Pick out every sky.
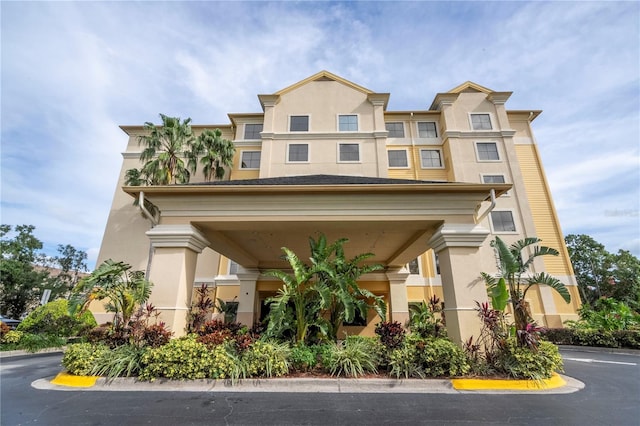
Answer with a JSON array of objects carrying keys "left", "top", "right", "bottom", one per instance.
[{"left": 1, "top": 1, "right": 639, "bottom": 269}]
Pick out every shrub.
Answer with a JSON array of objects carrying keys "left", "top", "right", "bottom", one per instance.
[
  {"left": 613, "top": 330, "right": 640, "bottom": 349},
  {"left": 416, "top": 337, "right": 470, "bottom": 377},
  {"left": 18, "top": 299, "right": 96, "bottom": 337},
  {"left": 375, "top": 321, "right": 405, "bottom": 350},
  {"left": 139, "top": 335, "right": 235, "bottom": 381},
  {"left": 289, "top": 343, "right": 319, "bottom": 372},
  {"left": 1, "top": 330, "right": 23, "bottom": 345},
  {"left": 0, "top": 322, "right": 10, "bottom": 339},
  {"left": 62, "top": 343, "right": 110, "bottom": 375},
  {"left": 495, "top": 340, "right": 563, "bottom": 380},
  {"left": 140, "top": 324, "right": 172, "bottom": 348},
  {"left": 325, "top": 338, "right": 378, "bottom": 378},
  {"left": 388, "top": 344, "right": 423, "bottom": 379},
  {"left": 90, "top": 344, "right": 148, "bottom": 378},
  {"left": 244, "top": 340, "right": 290, "bottom": 378}
]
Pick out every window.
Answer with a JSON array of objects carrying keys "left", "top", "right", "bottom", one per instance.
[
  {"left": 491, "top": 211, "right": 516, "bottom": 232},
  {"left": 388, "top": 150, "right": 408, "bottom": 167},
  {"left": 288, "top": 144, "right": 308, "bottom": 162},
  {"left": 290, "top": 115, "right": 309, "bottom": 132},
  {"left": 339, "top": 143, "right": 360, "bottom": 162},
  {"left": 476, "top": 142, "right": 500, "bottom": 161},
  {"left": 244, "top": 124, "right": 263, "bottom": 140},
  {"left": 420, "top": 149, "right": 443, "bottom": 168},
  {"left": 408, "top": 258, "right": 420, "bottom": 275},
  {"left": 338, "top": 115, "right": 358, "bottom": 131},
  {"left": 434, "top": 253, "right": 440, "bottom": 275},
  {"left": 240, "top": 151, "right": 261, "bottom": 169},
  {"left": 386, "top": 122, "right": 405, "bottom": 138},
  {"left": 229, "top": 260, "right": 239, "bottom": 274},
  {"left": 417, "top": 122, "right": 437, "bottom": 138},
  {"left": 482, "top": 175, "right": 506, "bottom": 184},
  {"left": 471, "top": 114, "right": 492, "bottom": 130}
]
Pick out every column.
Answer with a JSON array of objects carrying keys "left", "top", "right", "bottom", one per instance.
[
  {"left": 428, "top": 223, "right": 490, "bottom": 346},
  {"left": 236, "top": 266, "right": 261, "bottom": 326},
  {"left": 386, "top": 267, "right": 411, "bottom": 326},
  {"left": 146, "top": 224, "right": 210, "bottom": 337}
]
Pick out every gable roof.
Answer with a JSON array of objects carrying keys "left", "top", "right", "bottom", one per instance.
[
  {"left": 273, "top": 70, "right": 375, "bottom": 96},
  {"left": 447, "top": 81, "right": 494, "bottom": 94}
]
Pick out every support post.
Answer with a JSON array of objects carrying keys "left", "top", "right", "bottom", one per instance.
[{"left": 386, "top": 267, "right": 411, "bottom": 326}]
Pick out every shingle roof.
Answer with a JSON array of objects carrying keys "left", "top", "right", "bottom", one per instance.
[{"left": 189, "top": 175, "right": 446, "bottom": 186}]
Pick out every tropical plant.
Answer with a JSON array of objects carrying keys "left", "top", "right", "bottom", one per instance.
[
  {"left": 186, "top": 283, "right": 214, "bottom": 333},
  {"left": 309, "top": 234, "right": 386, "bottom": 342},
  {"left": 126, "top": 114, "right": 198, "bottom": 185},
  {"left": 193, "top": 128, "right": 236, "bottom": 181},
  {"left": 375, "top": 321, "right": 405, "bottom": 350},
  {"left": 215, "top": 297, "right": 238, "bottom": 324},
  {"left": 90, "top": 344, "right": 148, "bottom": 378},
  {"left": 481, "top": 237, "right": 571, "bottom": 343},
  {"left": 408, "top": 296, "right": 446, "bottom": 338},
  {"left": 62, "top": 343, "right": 110, "bottom": 375},
  {"left": 325, "top": 338, "right": 378, "bottom": 378},
  {"left": 69, "top": 259, "right": 152, "bottom": 331},
  {"left": 264, "top": 247, "right": 326, "bottom": 344}
]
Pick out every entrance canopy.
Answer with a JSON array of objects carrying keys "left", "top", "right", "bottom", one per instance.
[{"left": 124, "top": 175, "right": 509, "bottom": 270}]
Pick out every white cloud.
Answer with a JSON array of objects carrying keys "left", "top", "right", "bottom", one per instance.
[{"left": 1, "top": 1, "right": 638, "bottom": 268}]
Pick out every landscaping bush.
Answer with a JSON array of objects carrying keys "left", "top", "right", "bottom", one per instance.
[
  {"left": 289, "top": 343, "right": 320, "bottom": 372},
  {"left": 139, "top": 335, "right": 234, "bottom": 381},
  {"left": 542, "top": 328, "right": 640, "bottom": 349},
  {"left": 325, "top": 338, "right": 378, "bottom": 377},
  {"left": 416, "top": 337, "right": 470, "bottom": 377},
  {"left": 388, "top": 343, "right": 423, "bottom": 379},
  {"left": 62, "top": 343, "right": 110, "bottom": 375},
  {"left": 375, "top": 321, "right": 405, "bottom": 351},
  {"left": 1, "top": 330, "right": 23, "bottom": 345},
  {"left": 495, "top": 340, "right": 563, "bottom": 380},
  {"left": 90, "top": 344, "right": 149, "bottom": 378},
  {"left": 18, "top": 299, "right": 96, "bottom": 337},
  {"left": 244, "top": 340, "right": 290, "bottom": 378}
]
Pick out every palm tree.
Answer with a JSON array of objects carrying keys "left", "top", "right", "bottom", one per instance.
[
  {"left": 481, "top": 237, "right": 571, "bottom": 335},
  {"left": 135, "top": 114, "right": 197, "bottom": 185},
  {"left": 193, "top": 129, "right": 236, "bottom": 181},
  {"left": 69, "top": 259, "right": 152, "bottom": 331}
]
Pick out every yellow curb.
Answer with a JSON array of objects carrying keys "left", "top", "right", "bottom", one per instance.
[
  {"left": 50, "top": 372, "right": 99, "bottom": 388},
  {"left": 451, "top": 372, "right": 566, "bottom": 390}
]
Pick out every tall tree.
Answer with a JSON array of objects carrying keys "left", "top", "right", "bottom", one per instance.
[
  {"left": 193, "top": 128, "right": 236, "bottom": 181},
  {"left": 0, "top": 225, "right": 50, "bottom": 317},
  {"left": 566, "top": 234, "right": 640, "bottom": 309},
  {"left": 126, "top": 114, "right": 198, "bottom": 185},
  {"left": 49, "top": 244, "right": 88, "bottom": 300}
]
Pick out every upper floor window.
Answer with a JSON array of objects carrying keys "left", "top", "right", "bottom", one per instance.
[
  {"left": 417, "top": 122, "right": 437, "bottom": 138},
  {"left": 388, "top": 149, "right": 408, "bottom": 168},
  {"left": 229, "top": 260, "right": 239, "bottom": 274},
  {"left": 240, "top": 151, "right": 261, "bottom": 169},
  {"left": 482, "top": 175, "right": 505, "bottom": 184},
  {"left": 490, "top": 211, "right": 517, "bottom": 233},
  {"left": 386, "top": 122, "right": 405, "bottom": 138},
  {"left": 338, "top": 115, "right": 358, "bottom": 132},
  {"left": 244, "top": 124, "right": 263, "bottom": 140},
  {"left": 339, "top": 143, "right": 360, "bottom": 162},
  {"left": 471, "top": 113, "right": 492, "bottom": 130},
  {"left": 420, "top": 149, "right": 443, "bottom": 168},
  {"left": 476, "top": 142, "right": 500, "bottom": 161},
  {"left": 288, "top": 144, "right": 309, "bottom": 162},
  {"left": 290, "top": 115, "right": 309, "bottom": 132}
]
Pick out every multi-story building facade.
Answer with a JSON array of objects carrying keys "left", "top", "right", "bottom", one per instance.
[{"left": 96, "top": 71, "right": 580, "bottom": 344}]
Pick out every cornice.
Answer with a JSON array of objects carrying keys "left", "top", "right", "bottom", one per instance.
[
  {"left": 146, "top": 224, "right": 210, "bottom": 253},
  {"left": 427, "top": 224, "right": 490, "bottom": 253}
]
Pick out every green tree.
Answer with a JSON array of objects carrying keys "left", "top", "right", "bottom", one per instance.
[
  {"left": 309, "top": 234, "right": 386, "bottom": 342},
  {"left": 48, "top": 244, "right": 88, "bottom": 300},
  {"left": 0, "top": 225, "right": 50, "bottom": 317},
  {"left": 126, "top": 114, "right": 198, "bottom": 185},
  {"left": 481, "top": 237, "right": 571, "bottom": 342},
  {"left": 69, "top": 259, "right": 152, "bottom": 331},
  {"left": 565, "top": 234, "right": 640, "bottom": 309},
  {"left": 193, "top": 128, "right": 236, "bottom": 181}
]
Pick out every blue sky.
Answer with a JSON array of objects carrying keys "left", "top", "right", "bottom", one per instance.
[{"left": 1, "top": 1, "right": 639, "bottom": 268}]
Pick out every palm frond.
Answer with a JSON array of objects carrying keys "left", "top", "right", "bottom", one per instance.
[{"left": 523, "top": 272, "right": 571, "bottom": 303}]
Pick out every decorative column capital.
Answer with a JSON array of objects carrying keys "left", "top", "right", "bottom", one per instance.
[
  {"left": 146, "top": 224, "right": 210, "bottom": 253},
  {"left": 428, "top": 223, "right": 489, "bottom": 253},
  {"left": 386, "top": 266, "right": 410, "bottom": 284}
]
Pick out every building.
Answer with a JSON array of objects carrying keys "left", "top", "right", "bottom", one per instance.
[{"left": 95, "top": 71, "right": 581, "bottom": 344}]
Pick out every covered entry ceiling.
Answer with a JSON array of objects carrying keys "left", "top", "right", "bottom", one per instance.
[{"left": 125, "top": 175, "right": 509, "bottom": 271}]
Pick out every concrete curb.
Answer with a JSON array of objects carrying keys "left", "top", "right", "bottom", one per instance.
[
  {"left": 33, "top": 371, "right": 584, "bottom": 394},
  {"left": 0, "top": 348, "right": 64, "bottom": 359}
]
